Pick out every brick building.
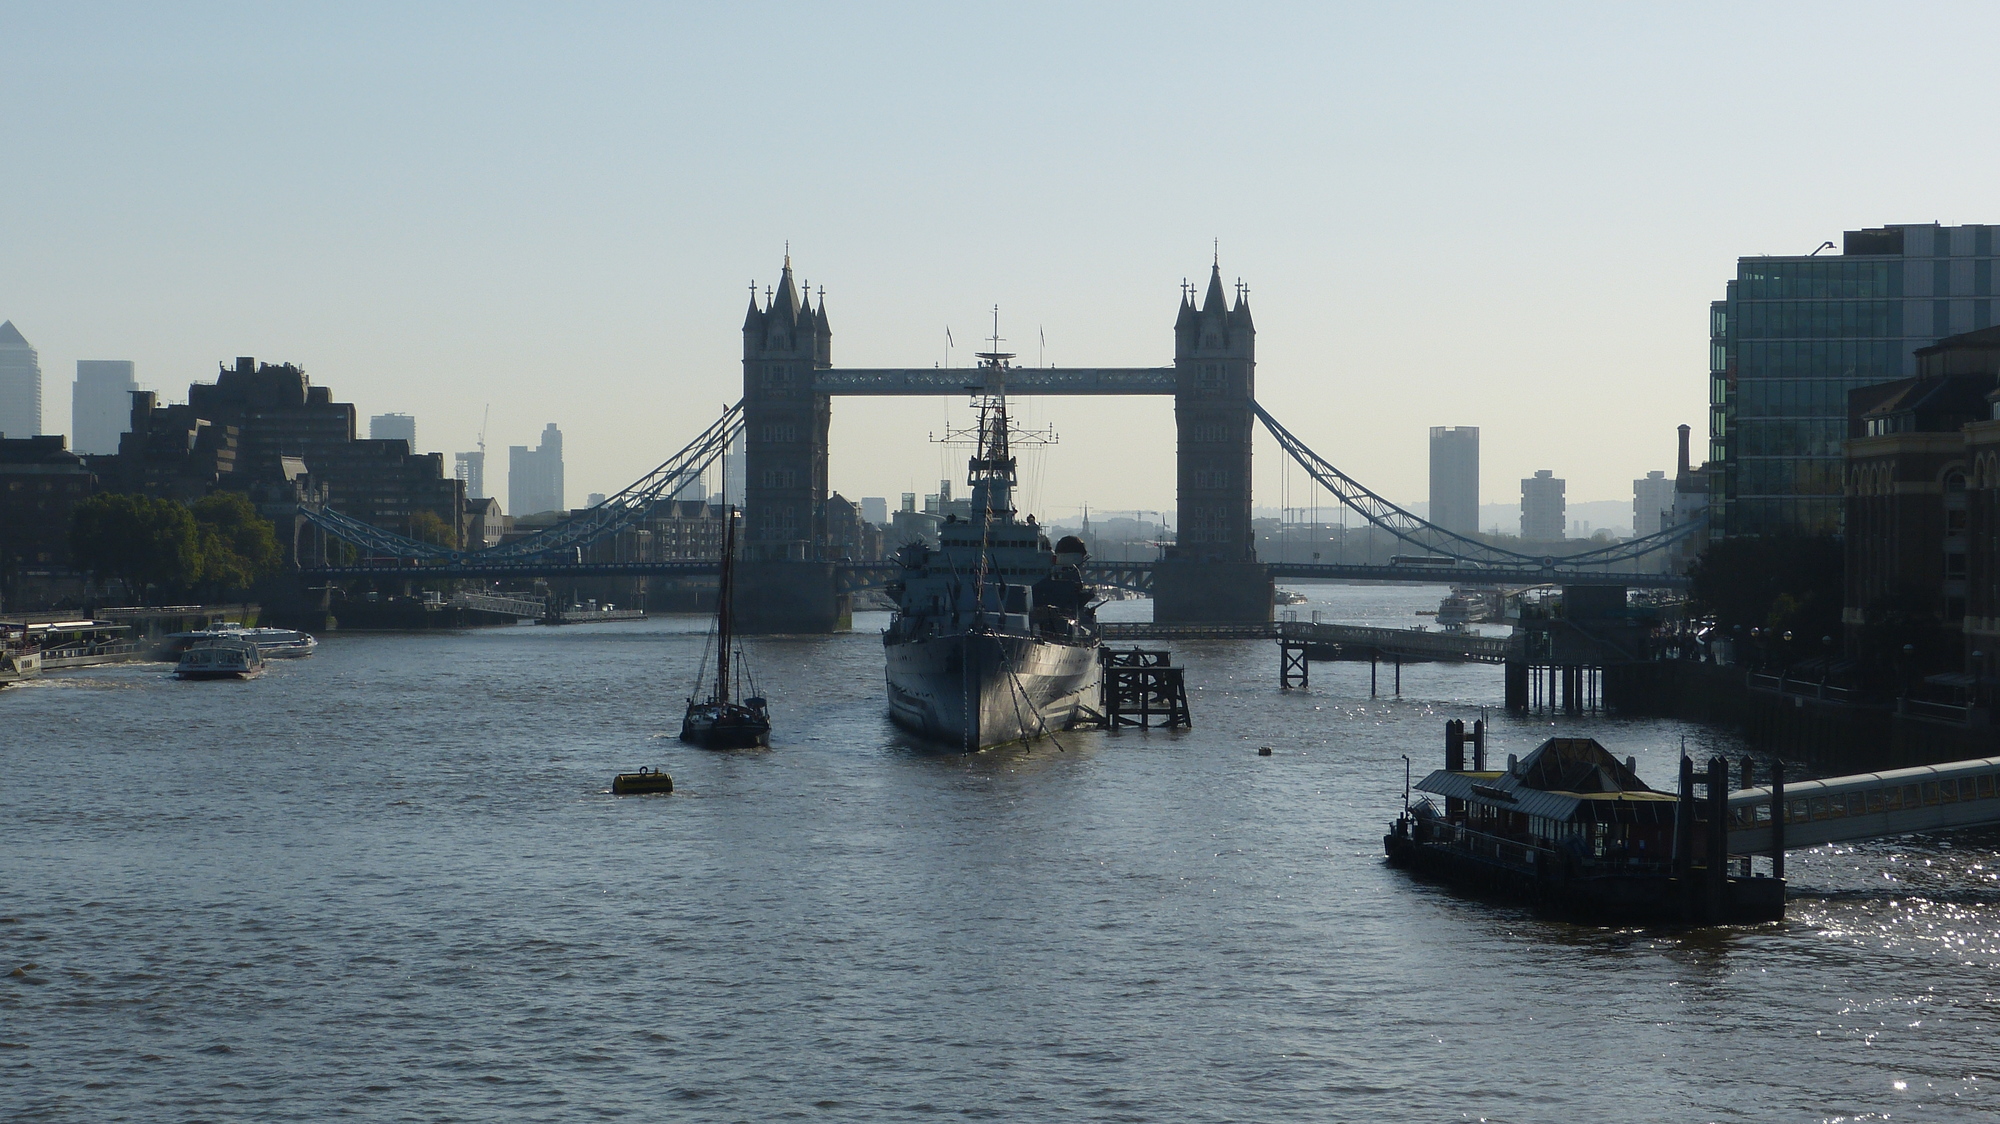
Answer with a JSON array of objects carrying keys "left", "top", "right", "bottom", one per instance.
[{"left": 1843, "top": 327, "right": 2000, "bottom": 673}]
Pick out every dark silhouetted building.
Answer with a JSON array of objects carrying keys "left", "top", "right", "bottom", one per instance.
[
  {"left": 1842, "top": 326, "right": 2000, "bottom": 673},
  {"left": 0, "top": 435, "right": 94, "bottom": 569}
]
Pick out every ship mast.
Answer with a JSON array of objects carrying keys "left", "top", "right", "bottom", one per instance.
[
  {"left": 713, "top": 504, "right": 735, "bottom": 704},
  {"left": 969, "top": 306, "right": 1017, "bottom": 527}
]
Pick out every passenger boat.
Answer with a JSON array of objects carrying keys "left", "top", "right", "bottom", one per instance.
[
  {"left": 27, "top": 620, "right": 145, "bottom": 668},
  {"left": 0, "top": 626, "right": 42, "bottom": 686},
  {"left": 882, "top": 332, "right": 1100, "bottom": 750},
  {"left": 1385, "top": 723, "right": 1785, "bottom": 923},
  {"left": 231, "top": 627, "right": 317, "bottom": 658},
  {"left": 164, "top": 625, "right": 316, "bottom": 659},
  {"left": 680, "top": 504, "right": 771, "bottom": 749},
  {"left": 175, "top": 637, "right": 266, "bottom": 680}
]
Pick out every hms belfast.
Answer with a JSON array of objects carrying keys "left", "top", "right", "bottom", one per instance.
[{"left": 883, "top": 343, "right": 1101, "bottom": 750}]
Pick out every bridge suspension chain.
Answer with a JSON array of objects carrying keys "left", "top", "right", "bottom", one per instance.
[
  {"left": 1251, "top": 402, "right": 1702, "bottom": 571},
  {"left": 299, "top": 400, "right": 745, "bottom": 564}
]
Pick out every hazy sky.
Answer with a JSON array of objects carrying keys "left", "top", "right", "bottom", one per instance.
[{"left": 6, "top": 2, "right": 2000, "bottom": 522}]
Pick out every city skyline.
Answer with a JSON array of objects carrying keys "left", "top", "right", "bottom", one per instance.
[{"left": 7, "top": 4, "right": 2000, "bottom": 514}]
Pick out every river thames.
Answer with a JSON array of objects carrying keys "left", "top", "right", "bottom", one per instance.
[{"left": 5, "top": 585, "right": 1998, "bottom": 1121}]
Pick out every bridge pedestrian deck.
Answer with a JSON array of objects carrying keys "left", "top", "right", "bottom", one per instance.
[{"left": 1728, "top": 755, "right": 2000, "bottom": 853}]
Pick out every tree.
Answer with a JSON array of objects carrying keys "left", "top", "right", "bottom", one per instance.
[
  {"left": 407, "top": 510, "right": 460, "bottom": 549},
  {"left": 69, "top": 494, "right": 200, "bottom": 603},
  {"left": 190, "top": 492, "right": 283, "bottom": 594},
  {"left": 1687, "top": 534, "right": 1844, "bottom": 656}
]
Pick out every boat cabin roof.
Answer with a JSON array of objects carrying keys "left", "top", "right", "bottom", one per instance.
[{"left": 1415, "top": 737, "right": 1677, "bottom": 824}]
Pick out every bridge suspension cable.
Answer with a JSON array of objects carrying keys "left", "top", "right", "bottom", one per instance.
[
  {"left": 299, "top": 400, "right": 744, "bottom": 563},
  {"left": 1252, "top": 402, "right": 1701, "bottom": 572}
]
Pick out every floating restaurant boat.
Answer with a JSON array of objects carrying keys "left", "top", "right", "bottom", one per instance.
[
  {"left": 1385, "top": 723, "right": 1785, "bottom": 924},
  {"left": 175, "top": 637, "right": 266, "bottom": 680}
]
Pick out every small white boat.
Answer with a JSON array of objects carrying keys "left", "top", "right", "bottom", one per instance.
[
  {"left": 176, "top": 637, "right": 265, "bottom": 680},
  {"left": 230, "top": 627, "right": 318, "bottom": 658}
]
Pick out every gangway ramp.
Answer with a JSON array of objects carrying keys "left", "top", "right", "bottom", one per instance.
[{"left": 1727, "top": 755, "right": 2000, "bottom": 853}]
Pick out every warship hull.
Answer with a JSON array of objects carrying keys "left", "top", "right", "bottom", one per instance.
[{"left": 885, "top": 631, "right": 1100, "bottom": 750}]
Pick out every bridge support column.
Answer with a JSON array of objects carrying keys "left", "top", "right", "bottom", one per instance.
[
  {"left": 735, "top": 562, "right": 850, "bottom": 635},
  {"left": 1152, "top": 560, "right": 1271, "bottom": 625}
]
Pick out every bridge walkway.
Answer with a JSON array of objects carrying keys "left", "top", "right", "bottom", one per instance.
[{"left": 1727, "top": 755, "right": 2000, "bottom": 853}]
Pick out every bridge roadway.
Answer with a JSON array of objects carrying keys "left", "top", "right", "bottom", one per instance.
[
  {"left": 812, "top": 368, "right": 1177, "bottom": 396},
  {"left": 1101, "top": 619, "right": 1514, "bottom": 663},
  {"left": 1268, "top": 562, "right": 1686, "bottom": 590},
  {"left": 300, "top": 558, "right": 1678, "bottom": 592},
  {"left": 1726, "top": 755, "right": 2000, "bottom": 854}
]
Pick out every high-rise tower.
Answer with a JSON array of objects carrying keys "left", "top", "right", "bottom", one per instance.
[
  {"left": 72, "top": 360, "right": 139, "bottom": 455},
  {"left": 0, "top": 321, "right": 42, "bottom": 438},
  {"left": 1428, "top": 426, "right": 1480, "bottom": 536}
]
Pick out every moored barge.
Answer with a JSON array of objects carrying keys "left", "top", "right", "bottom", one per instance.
[{"left": 1385, "top": 723, "right": 1785, "bottom": 924}]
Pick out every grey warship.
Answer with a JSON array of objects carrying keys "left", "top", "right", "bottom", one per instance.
[{"left": 882, "top": 341, "right": 1101, "bottom": 750}]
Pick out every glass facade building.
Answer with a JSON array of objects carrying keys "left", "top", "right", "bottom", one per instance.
[{"left": 1712, "top": 223, "right": 2000, "bottom": 538}]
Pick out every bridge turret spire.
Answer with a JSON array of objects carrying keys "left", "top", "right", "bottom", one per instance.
[{"left": 1201, "top": 261, "right": 1229, "bottom": 314}]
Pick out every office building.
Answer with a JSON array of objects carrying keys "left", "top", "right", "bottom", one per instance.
[
  {"left": 509, "top": 423, "right": 564, "bottom": 517},
  {"left": 454, "top": 450, "right": 485, "bottom": 500},
  {"left": 1521, "top": 470, "right": 1565, "bottom": 541},
  {"left": 860, "top": 496, "right": 888, "bottom": 527},
  {"left": 587, "top": 492, "right": 607, "bottom": 507},
  {"left": 1427, "top": 426, "right": 1479, "bottom": 536},
  {"left": 1712, "top": 222, "right": 2000, "bottom": 538},
  {"left": 0, "top": 436, "right": 95, "bottom": 568},
  {"left": 0, "top": 321, "right": 42, "bottom": 437},
  {"left": 71, "top": 361, "right": 139, "bottom": 455},
  {"left": 1633, "top": 471, "right": 1675, "bottom": 538},
  {"left": 370, "top": 413, "right": 416, "bottom": 448}
]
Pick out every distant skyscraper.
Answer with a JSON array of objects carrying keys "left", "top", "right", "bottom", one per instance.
[
  {"left": 1521, "top": 470, "right": 1566, "bottom": 541},
  {"left": 1428, "top": 426, "right": 1479, "bottom": 536},
  {"left": 722, "top": 429, "right": 745, "bottom": 507},
  {"left": 0, "top": 321, "right": 42, "bottom": 437},
  {"left": 370, "top": 413, "right": 416, "bottom": 448},
  {"left": 454, "top": 450, "right": 485, "bottom": 500},
  {"left": 508, "top": 423, "right": 565, "bottom": 515},
  {"left": 1633, "top": 470, "right": 1675, "bottom": 538},
  {"left": 586, "top": 492, "right": 607, "bottom": 507},
  {"left": 861, "top": 496, "right": 888, "bottom": 526},
  {"left": 72, "top": 360, "right": 138, "bottom": 455}
]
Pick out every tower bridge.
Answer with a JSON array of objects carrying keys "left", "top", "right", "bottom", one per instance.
[
  {"left": 737, "top": 253, "right": 1262, "bottom": 632},
  {"left": 295, "top": 254, "right": 1697, "bottom": 629}
]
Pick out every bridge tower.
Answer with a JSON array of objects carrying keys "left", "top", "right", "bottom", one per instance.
[
  {"left": 1156, "top": 260, "right": 1271, "bottom": 622},
  {"left": 738, "top": 254, "right": 848, "bottom": 632}
]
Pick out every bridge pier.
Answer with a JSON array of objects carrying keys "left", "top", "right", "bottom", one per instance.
[
  {"left": 734, "top": 561, "right": 850, "bottom": 635},
  {"left": 1152, "top": 561, "right": 1272, "bottom": 625}
]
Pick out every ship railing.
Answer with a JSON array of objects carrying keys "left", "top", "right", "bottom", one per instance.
[{"left": 1433, "top": 824, "right": 1674, "bottom": 876}]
